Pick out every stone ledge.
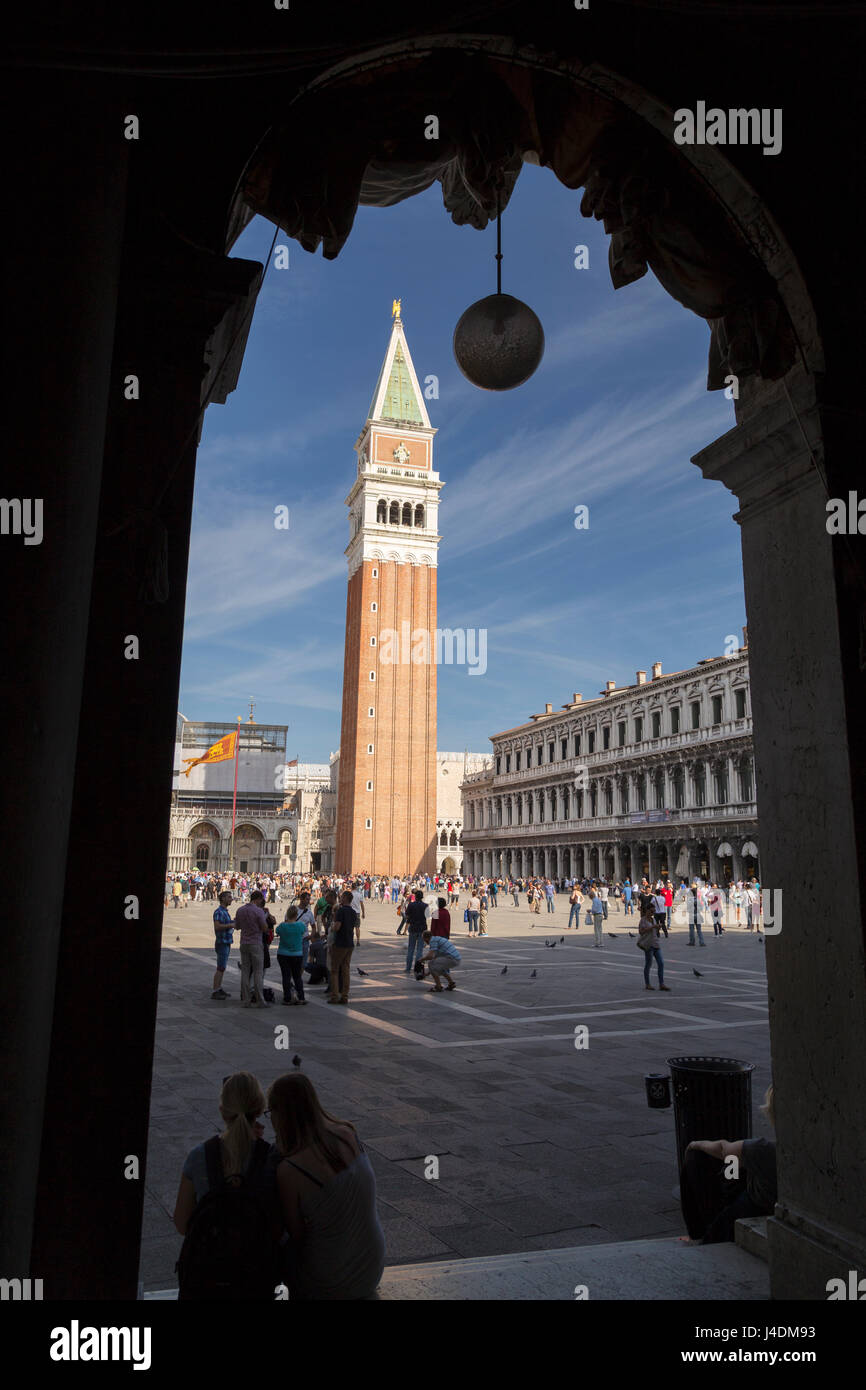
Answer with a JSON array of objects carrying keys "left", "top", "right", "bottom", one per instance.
[
  {"left": 735, "top": 1216, "right": 768, "bottom": 1263},
  {"left": 143, "top": 1236, "right": 770, "bottom": 1301}
]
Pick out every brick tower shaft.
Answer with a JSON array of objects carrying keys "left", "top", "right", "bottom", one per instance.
[{"left": 335, "top": 304, "right": 442, "bottom": 875}]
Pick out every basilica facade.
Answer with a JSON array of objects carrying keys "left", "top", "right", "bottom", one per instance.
[
  {"left": 168, "top": 731, "right": 487, "bottom": 875},
  {"left": 461, "top": 642, "right": 758, "bottom": 886}
]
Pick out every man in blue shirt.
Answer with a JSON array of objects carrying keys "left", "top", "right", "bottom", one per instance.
[
  {"left": 212, "top": 891, "right": 234, "bottom": 1000},
  {"left": 623, "top": 878, "right": 634, "bottom": 915},
  {"left": 420, "top": 931, "right": 461, "bottom": 991}
]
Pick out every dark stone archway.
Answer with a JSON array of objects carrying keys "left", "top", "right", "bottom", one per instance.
[{"left": 3, "top": 5, "right": 864, "bottom": 1302}]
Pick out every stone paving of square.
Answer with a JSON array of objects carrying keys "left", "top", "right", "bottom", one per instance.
[{"left": 141, "top": 893, "right": 772, "bottom": 1293}]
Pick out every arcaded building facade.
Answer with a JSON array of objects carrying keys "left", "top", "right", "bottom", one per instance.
[{"left": 461, "top": 645, "right": 758, "bottom": 886}]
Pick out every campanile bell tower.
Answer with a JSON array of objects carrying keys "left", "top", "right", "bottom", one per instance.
[{"left": 335, "top": 303, "right": 442, "bottom": 875}]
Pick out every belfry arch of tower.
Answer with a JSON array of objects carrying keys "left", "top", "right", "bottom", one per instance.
[{"left": 5, "top": 7, "right": 863, "bottom": 1304}]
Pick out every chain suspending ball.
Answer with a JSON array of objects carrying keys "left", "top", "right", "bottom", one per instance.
[
  {"left": 453, "top": 193, "right": 544, "bottom": 391},
  {"left": 453, "top": 293, "right": 544, "bottom": 390}
]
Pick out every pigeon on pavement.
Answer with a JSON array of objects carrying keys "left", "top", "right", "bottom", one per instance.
[
  {"left": 607, "top": 933, "right": 618, "bottom": 939},
  {"left": 693, "top": 969, "right": 704, "bottom": 978},
  {"left": 628, "top": 932, "right": 636, "bottom": 939},
  {"left": 292, "top": 1054, "right": 302, "bottom": 1069},
  {"left": 530, "top": 970, "right": 537, "bottom": 978},
  {"left": 560, "top": 937, "right": 564, "bottom": 944},
  {"left": 500, "top": 966, "right": 508, "bottom": 975},
  {"left": 357, "top": 967, "right": 369, "bottom": 977}
]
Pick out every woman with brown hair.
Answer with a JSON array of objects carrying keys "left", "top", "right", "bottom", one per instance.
[{"left": 268, "top": 1072, "right": 385, "bottom": 1300}]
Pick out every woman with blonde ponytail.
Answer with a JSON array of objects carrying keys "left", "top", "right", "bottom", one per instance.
[{"left": 174, "top": 1072, "right": 283, "bottom": 1300}]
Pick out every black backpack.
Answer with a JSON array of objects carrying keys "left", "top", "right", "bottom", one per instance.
[{"left": 176, "top": 1136, "right": 278, "bottom": 1301}]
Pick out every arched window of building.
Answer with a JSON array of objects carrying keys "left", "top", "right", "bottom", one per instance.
[
  {"left": 389, "top": 501, "right": 399, "bottom": 525},
  {"left": 450, "top": 829, "right": 458, "bottom": 846},
  {"left": 414, "top": 504, "right": 424, "bottom": 527},
  {"left": 376, "top": 499, "right": 387, "bottom": 523},
  {"left": 401, "top": 502, "right": 412, "bottom": 526},
  {"left": 605, "top": 781, "right": 614, "bottom": 815},
  {"left": 440, "top": 829, "right": 447, "bottom": 846}
]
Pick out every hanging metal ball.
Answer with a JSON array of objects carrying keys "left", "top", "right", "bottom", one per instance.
[{"left": 453, "top": 293, "right": 545, "bottom": 391}]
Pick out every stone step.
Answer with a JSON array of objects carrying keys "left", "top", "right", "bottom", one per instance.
[
  {"left": 143, "top": 1236, "right": 769, "bottom": 1301},
  {"left": 735, "top": 1216, "right": 769, "bottom": 1263}
]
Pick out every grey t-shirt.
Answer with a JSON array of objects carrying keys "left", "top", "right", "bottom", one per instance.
[{"left": 742, "top": 1137, "right": 777, "bottom": 1210}]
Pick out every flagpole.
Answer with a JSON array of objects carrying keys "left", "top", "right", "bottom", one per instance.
[{"left": 229, "top": 716, "right": 241, "bottom": 871}]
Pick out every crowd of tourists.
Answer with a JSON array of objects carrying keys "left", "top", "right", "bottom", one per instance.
[{"left": 165, "top": 865, "right": 761, "bottom": 1006}]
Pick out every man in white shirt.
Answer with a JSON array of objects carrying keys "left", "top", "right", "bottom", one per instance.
[
  {"left": 466, "top": 892, "right": 481, "bottom": 935},
  {"left": 599, "top": 882, "right": 610, "bottom": 920}
]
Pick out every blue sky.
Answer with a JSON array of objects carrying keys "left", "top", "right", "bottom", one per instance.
[{"left": 180, "top": 163, "right": 742, "bottom": 759}]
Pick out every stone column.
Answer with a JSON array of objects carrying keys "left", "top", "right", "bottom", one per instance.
[
  {"left": 0, "top": 90, "right": 130, "bottom": 1288},
  {"left": 666, "top": 840, "right": 679, "bottom": 881},
  {"left": 26, "top": 206, "right": 261, "bottom": 1294},
  {"left": 630, "top": 842, "right": 642, "bottom": 882},
  {"left": 694, "top": 368, "right": 866, "bottom": 1296}
]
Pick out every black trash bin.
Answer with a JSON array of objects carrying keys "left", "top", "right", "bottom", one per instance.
[{"left": 667, "top": 1056, "right": 755, "bottom": 1172}]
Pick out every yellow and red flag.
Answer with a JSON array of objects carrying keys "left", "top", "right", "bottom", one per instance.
[{"left": 181, "top": 731, "right": 238, "bottom": 777}]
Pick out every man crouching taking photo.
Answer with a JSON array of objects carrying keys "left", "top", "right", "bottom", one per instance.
[{"left": 419, "top": 930, "right": 461, "bottom": 992}]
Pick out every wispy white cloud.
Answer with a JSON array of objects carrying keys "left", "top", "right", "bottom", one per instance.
[{"left": 439, "top": 373, "right": 730, "bottom": 560}]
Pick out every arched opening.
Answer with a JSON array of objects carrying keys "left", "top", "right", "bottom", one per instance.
[
  {"left": 742, "top": 841, "right": 760, "bottom": 880},
  {"left": 187, "top": 820, "right": 221, "bottom": 873},
  {"left": 231, "top": 823, "right": 264, "bottom": 874},
  {"left": 388, "top": 500, "right": 399, "bottom": 524},
  {"left": 401, "top": 501, "right": 412, "bottom": 526},
  {"left": 17, "top": 16, "right": 862, "bottom": 1307},
  {"left": 414, "top": 503, "right": 424, "bottom": 527},
  {"left": 376, "top": 498, "right": 387, "bottom": 523}
]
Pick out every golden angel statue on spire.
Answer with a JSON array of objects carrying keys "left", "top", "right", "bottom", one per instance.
[{"left": 392, "top": 298, "right": 402, "bottom": 320}]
